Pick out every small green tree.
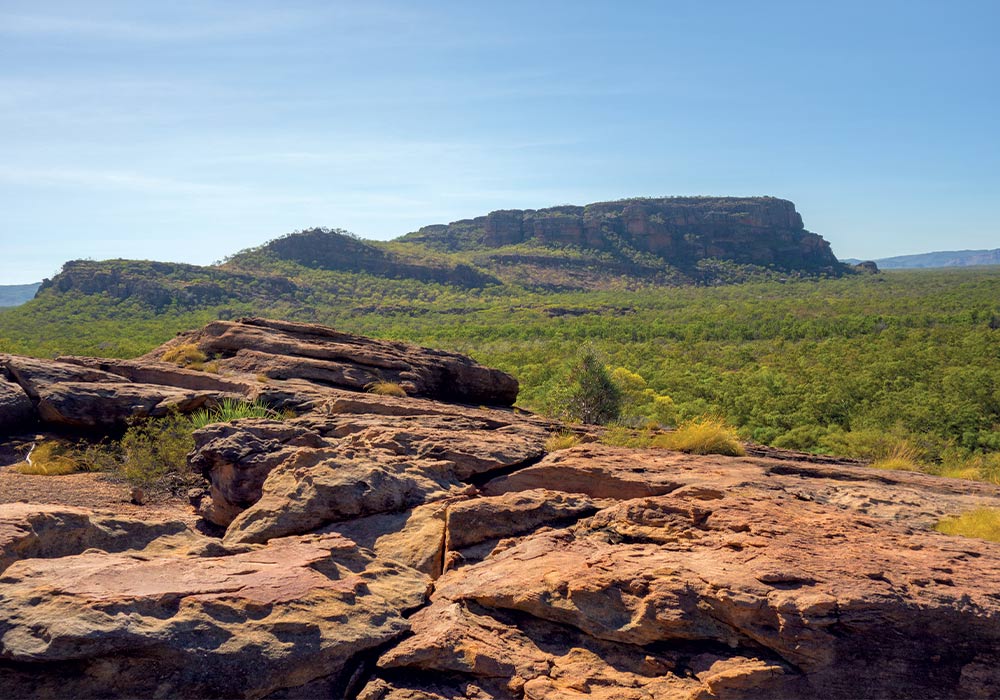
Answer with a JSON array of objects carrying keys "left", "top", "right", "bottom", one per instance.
[{"left": 567, "top": 351, "right": 622, "bottom": 425}]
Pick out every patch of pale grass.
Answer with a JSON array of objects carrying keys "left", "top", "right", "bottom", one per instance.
[
  {"left": 935, "top": 508, "right": 1000, "bottom": 543},
  {"left": 161, "top": 343, "right": 207, "bottom": 368},
  {"left": 652, "top": 417, "right": 745, "bottom": 456},
  {"left": 545, "top": 432, "right": 582, "bottom": 452},
  {"left": 871, "top": 442, "right": 922, "bottom": 472},
  {"left": 14, "top": 441, "right": 77, "bottom": 476},
  {"left": 366, "top": 381, "right": 407, "bottom": 397}
]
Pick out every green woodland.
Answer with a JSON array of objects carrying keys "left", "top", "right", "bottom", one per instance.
[{"left": 2, "top": 265, "right": 999, "bottom": 478}]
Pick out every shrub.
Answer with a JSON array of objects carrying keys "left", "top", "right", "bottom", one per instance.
[
  {"left": 566, "top": 351, "right": 621, "bottom": 425},
  {"left": 366, "top": 381, "right": 407, "bottom": 397},
  {"left": 118, "top": 414, "right": 198, "bottom": 488},
  {"left": 935, "top": 508, "right": 1000, "bottom": 543},
  {"left": 161, "top": 343, "right": 207, "bottom": 368},
  {"left": 599, "top": 425, "right": 659, "bottom": 448},
  {"left": 653, "top": 417, "right": 745, "bottom": 456}
]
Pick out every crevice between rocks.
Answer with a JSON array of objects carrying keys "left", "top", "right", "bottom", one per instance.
[{"left": 465, "top": 452, "right": 548, "bottom": 488}]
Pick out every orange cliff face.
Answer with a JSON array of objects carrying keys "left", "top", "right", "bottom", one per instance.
[{"left": 409, "top": 196, "right": 843, "bottom": 274}]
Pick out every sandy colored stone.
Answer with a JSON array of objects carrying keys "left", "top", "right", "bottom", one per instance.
[
  {"left": 323, "top": 500, "right": 451, "bottom": 577},
  {"left": 0, "top": 502, "right": 198, "bottom": 574},
  {"left": 0, "top": 531, "right": 430, "bottom": 699},
  {"left": 445, "top": 489, "right": 597, "bottom": 551}
]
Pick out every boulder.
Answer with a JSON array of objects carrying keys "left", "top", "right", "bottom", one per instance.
[
  {"left": 0, "top": 376, "right": 34, "bottom": 430},
  {"left": 0, "top": 531, "right": 430, "bottom": 699},
  {"left": 145, "top": 317, "right": 519, "bottom": 406}
]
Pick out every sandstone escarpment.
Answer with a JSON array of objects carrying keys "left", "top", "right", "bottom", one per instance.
[
  {"left": 400, "top": 197, "right": 845, "bottom": 281},
  {"left": 2, "top": 319, "right": 1000, "bottom": 699}
]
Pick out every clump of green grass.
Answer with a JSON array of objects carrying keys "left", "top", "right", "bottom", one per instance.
[
  {"left": 14, "top": 440, "right": 119, "bottom": 476},
  {"left": 190, "top": 398, "right": 280, "bottom": 429},
  {"left": 652, "top": 417, "right": 745, "bottom": 456},
  {"left": 161, "top": 342, "right": 207, "bottom": 368},
  {"left": 366, "top": 380, "right": 407, "bottom": 397},
  {"left": 935, "top": 508, "right": 1000, "bottom": 543},
  {"left": 545, "top": 432, "right": 582, "bottom": 452}
]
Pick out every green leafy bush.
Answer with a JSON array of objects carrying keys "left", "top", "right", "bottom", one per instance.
[{"left": 565, "top": 351, "right": 622, "bottom": 425}]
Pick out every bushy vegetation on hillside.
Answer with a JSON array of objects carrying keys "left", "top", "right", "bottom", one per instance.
[{"left": 2, "top": 266, "right": 999, "bottom": 476}]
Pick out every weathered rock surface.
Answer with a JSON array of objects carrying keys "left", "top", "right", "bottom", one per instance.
[
  {"left": 4, "top": 321, "right": 1000, "bottom": 699},
  {"left": 0, "top": 377, "right": 33, "bottom": 431},
  {"left": 0, "top": 502, "right": 195, "bottom": 574},
  {"left": 146, "top": 317, "right": 519, "bottom": 406},
  {"left": 0, "top": 526, "right": 429, "bottom": 699},
  {"left": 400, "top": 196, "right": 848, "bottom": 286}
]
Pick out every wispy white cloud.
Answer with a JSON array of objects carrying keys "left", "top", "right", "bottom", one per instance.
[{"left": 0, "top": 166, "right": 243, "bottom": 196}]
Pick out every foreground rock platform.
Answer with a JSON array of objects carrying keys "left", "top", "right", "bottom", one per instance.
[{"left": 2, "top": 319, "right": 1000, "bottom": 699}]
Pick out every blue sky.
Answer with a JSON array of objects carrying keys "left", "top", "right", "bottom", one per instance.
[{"left": 1, "top": 0, "right": 997, "bottom": 283}]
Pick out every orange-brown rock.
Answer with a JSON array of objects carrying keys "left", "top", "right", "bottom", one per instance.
[
  {"left": 0, "top": 527, "right": 429, "bottom": 699},
  {"left": 145, "top": 317, "right": 519, "bottom": 406},
  {"left": 0, "top": 353, "right": 240, "bottom": 428},
  {"left": 0, "top": 376, "right": 33, "bottom": 431},
  {"left": 5, "top": 322, "right": 1000, "bottom": 699}
]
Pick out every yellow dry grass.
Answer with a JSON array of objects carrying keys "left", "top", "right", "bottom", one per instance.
[
  {"left": 652, "top": 417, "right": 745, "bottom": 456},
  {"left": 14, "top": 441, "right": 78, "bottom": 476},
  {"left": 545, "top": 432, "right": 582, "bottom": 452},
  {"left": 935, "top": 508, "right": 1000, "bottom": 543},
  {"left": 366, "top": 381, "right": 407, "bottom": 397}
]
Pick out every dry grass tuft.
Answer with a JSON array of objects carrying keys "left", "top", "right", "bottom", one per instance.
[
  {"left": 15, "top": 441, "right": 79, "bottom": 476},
  {"left": 871, "top": 442, "right": 923, "bottom": 472},
  {"left": 652, "top": 417, "right": 745, "bottom": 456},
  {"left": 162, "top": 343, "right": 208, "bottom": 368},
  {"left": 935, "top": 508, "right": 1000, "bottom": 543},
  {"left": 545, "top": 432, "right": 582, "bottom": 452},
  {"left": 366, "top": 381, "right": 407, "bottom": 397}
]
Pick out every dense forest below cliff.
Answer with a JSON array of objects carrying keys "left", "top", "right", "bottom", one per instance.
[{"left": 2, "top": 266, "right": 998, "bottom": 476}]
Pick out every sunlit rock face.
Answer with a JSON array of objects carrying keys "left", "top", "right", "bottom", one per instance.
[{"left": 3, "top": 319, "right": 1000, "bottom": 699}]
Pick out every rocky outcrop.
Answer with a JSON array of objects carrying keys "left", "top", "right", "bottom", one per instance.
[
  {"left": 3, "top": 320, "right": 1000, "bottom": 698},
  {"left": 0, "top": 528, "right": 429, "bottom": 699},
  {"left": 0, "top": 353, "right": 241, "bottom": 429},
  {"left": 146, "top": 317, "right": 519, "bottom": 407},
  {"left": 38, "top": 259, "right": 299, "bottom": 311},
  {"left": 0, "top": 318, "right": 519, "bottom": 430},
  {"left": 401, "top": 197, "right": 847, "bottom": 279}
]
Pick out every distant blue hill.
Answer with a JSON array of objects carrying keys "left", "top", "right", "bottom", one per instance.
[
  {"left": 0, "top": 283, "right": 41, "bottom": 307},
  {"left": 841, "top": 248, "right": 1000, "bottom": 269}
]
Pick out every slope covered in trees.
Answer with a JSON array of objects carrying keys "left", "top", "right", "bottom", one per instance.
[{"left": 2, "top": 265, "right": 998, "bottom": 478}]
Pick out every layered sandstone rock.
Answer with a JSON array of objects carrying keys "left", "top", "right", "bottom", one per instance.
[
  {"left": 146, "top": 317, "right": 519, "bottom": 406},
  {"left": 401, "top": 197, "right": 845, "bottom": 280},
  {"left": 3, "top": 321, "right": 1000, "bottom": 699}
]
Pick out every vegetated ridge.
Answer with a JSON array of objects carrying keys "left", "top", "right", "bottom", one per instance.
[
  {"left": 33, "top": 196, "right": 855, "bottom": 313},
  {"left": 842, "top": 248, "right": 1000, "bottom": 269}
]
